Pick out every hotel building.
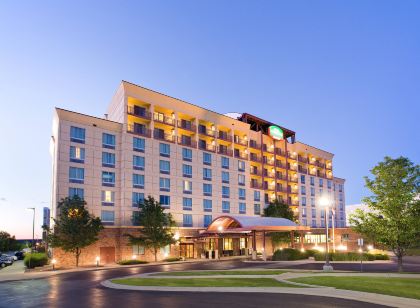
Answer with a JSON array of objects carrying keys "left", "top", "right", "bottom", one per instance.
[{"left": 50, "top": 81, "right": 346, "bottom": 265}]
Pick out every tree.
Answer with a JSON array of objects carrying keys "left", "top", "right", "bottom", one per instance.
[
  {"left": 47, "top": 196, "right": 103, "bottom": 267},
  {"left": 349, "top": 156, "right": 420, "bottom": 272},
  {"left": 0, "top": 231, "right": 19, "bottom": 252},
  {"left": 128, "top": 196, "right": 176, "bottom": 261},
  {"left": 263, "top": 199, "right": 297, "bottom": 252}
]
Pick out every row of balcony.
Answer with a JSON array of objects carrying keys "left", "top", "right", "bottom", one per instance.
[{"left": 249, "top": 182, "right": 299, "bottom": 194}]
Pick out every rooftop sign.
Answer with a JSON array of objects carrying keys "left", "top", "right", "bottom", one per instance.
[{"left": 268, "top": 125, "right": 284, "bottom": 140}]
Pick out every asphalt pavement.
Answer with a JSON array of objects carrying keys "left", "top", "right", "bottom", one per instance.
[{"left": 0, "top": 260, "right": 395, "bottom": 308}]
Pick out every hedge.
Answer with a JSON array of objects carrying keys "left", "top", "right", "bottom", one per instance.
[
  {"left": 163, "top": 257, "right": 183, "bottom": 262},
  {"left": 314, "top": 252, "right": 389, "bottom": 261},
  {"left": 272, "top": 248, "right": 307, "bottom": 261},
  {"left": 24, "top": 253, "right": 48, "bottom": 268},
  {"left": 118, "top": 260, "right": 149, "bottom": 265}
]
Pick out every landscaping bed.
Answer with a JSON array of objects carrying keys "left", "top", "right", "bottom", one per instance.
[{"left": 152, "top": 270, "right": 287, "bottom": 276}]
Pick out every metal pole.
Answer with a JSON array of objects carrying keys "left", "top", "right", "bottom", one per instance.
[
  {"left": 332, "top": 209, "right": 335, "bottom": 253},
  {"left": 32, "top": 208, "right": 35, "bottom": 251}
]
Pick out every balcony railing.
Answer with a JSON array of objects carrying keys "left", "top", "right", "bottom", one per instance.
[
  {"left": 127, "top": 106, "right": 152, "bottom": 120},
  {"left": 234, "top": 136, "right": 248, "bottom": 146},
  {"left": 198, "top": 127, "right": 216, "bottom": 137},
  {"left": 276, "top": 161, "right": 286, "bottom": 169},
  {"left": 218, "top": 147, "right": 233, "bottom": 156},
  {"left": 298, "top": 166, "right": 308, "bottom": 174},
  {"left": 287, "top": 152, "right": 297, "bottom": 160},
  {"left": 177, "top": 120, "right": 196, "bottom": 132},
  {"left": 217, "top": 132, "right": 232, "bottom": 142},
  {"left": 318, "top": 162, "right": 326, "bottom": 168},
  {"left": 249, "top": 141, "right": 261, "bottom": 149},
  {"left": 250, "top": 155, "right": 262, "bottom": 163},
  {"left": 264, "top": 146, "right": 275, "bottom": 154},
  {"left": 153, "top": 113, "right": 175, "bottom": 126},
  {"left": 326, "top": 163, "right": 333, "bottom": 170},
  {"left": 263, "top": 159, "right": 275, "bottom": 166},
  {"left": 275, "top": 148, "right": 286, "bottom": 157},
  {"left": 288, "top": 177, "right": 298, "bottom": 183},
  {"left": 263, "top": 172, "right": 276, "bottom": 179},
  {"left": 153, "top": 130, "right": 175, "bottom": 143},
  {"left": 276, "top": 173, "right": 285, "bottom": 180},
  {"left": 127, "top": 124, "right": 151, "bottom": 137},
  {"left": 250, "top": 182, "right": 263, "bottom": 189},
  {"left": 198, "top": 143, "right": 216, "bottom": 152},
  {"left": 277, "top": 186, "right": 288, "bottom": 193},
  {"left": 250, "top": 168, "right": 262, "bottom": 176},
  {"left": 298, "top": 156, "right": 308, "bottom": 163},
  {"left": 234, "top": 151, "right": 248, "bottom": 160},
  {"left": 177, "top": 137, "right": 197, "bottom": 148}
]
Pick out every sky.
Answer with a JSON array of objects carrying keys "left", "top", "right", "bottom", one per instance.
[{"left": 0, "top": 1, "right": 419, "bottom": 239}]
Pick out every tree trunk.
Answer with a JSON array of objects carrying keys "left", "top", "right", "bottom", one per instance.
[
  {"left": 154, "top": 248, "right": 157, "bottom": 262},
  {"left": 75, "top": 248, "right": 80, "bottom": 267},
  {"left": 397, "top": 255, "right": 403, "bottom": 272}
]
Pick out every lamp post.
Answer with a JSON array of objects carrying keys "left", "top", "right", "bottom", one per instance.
[
  {"left": 319, "top": 197, "right": 333, "bottom": 271},
  {"left": 27, "top": 207, "right": 35, "bottom": 270}
]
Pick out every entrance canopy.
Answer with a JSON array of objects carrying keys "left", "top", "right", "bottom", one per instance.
[{"left": 204, "top": 215, "right": 309, "bottom": 234}]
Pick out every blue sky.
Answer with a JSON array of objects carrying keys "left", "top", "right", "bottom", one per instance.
[{"left": 0, "top": 1, "right": 419, "bottom": 238}]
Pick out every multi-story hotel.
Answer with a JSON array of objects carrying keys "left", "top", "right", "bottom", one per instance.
[{"left": 51, "top": 81, "right": 346, "bottom": 265}]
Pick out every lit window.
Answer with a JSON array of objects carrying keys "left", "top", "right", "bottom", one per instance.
[
  {"left": 70, "top": 146, "right": 85, "bottom": 163},
  {"left": 238, "top": 174, "right": 245, "bottom": 186},
  {"left": 183, "top": 180, "right": 192, "bottom": 194},
  {"left": 132, "top": 245, "right": 145, "bottom": 255},
  {"left": 238, "top": 160, "right": 245, "bottom": 171},
  {"left": 101, "top": 191, "right": 115, "bottom": 205}
]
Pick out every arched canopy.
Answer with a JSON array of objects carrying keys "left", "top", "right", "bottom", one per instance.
[{"left": 205, "top": 215, "right": 309, "bottom": 233}]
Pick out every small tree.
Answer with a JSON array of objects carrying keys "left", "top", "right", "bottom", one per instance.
[
  {"left": 349, "top": 156, "right": 420, "bottom": 272},
  {"left": 0, "top": 231, "right": 19, "bottom": 252},
  {"left": 264, "top": 199, "right": 297, "bottom": 252},
  {"left": 128, "top": 196, "right": 176, "bottom": 261},
  {"left": 47, "top": 196, "right": 103, "bottom": 267}
]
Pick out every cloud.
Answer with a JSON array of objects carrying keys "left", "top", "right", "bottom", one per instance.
[{"left": 0, "top": 197, "right": 6, "bottom": 202}]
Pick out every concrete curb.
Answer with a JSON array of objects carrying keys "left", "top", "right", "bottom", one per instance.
[{"left": 101, "top": 279, "right": 420, "bottom": 308}]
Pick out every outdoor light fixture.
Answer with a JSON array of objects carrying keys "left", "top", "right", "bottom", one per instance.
[
  {"left": 173, "top": 232, "right": 180, "bottom": 241},
  {"left": 367, "top": 245, "right": 373, "bottom": 251},
  {"left": 164, "top": 252, "right": 169, "bottom": 258},
  {"left": 132, "top": 255, "right": 137, "bottom": 260},
  {"left": 52, "top": 259, "right": 57, "bottom": 270},
  {"left": 337, "top": 244, "right": 347, "bottom": 251},
  {"left": 96, "top": 256, "right": 100, "bottom": 267},
  {"left": 300, "top": 248, "right": 305, "bottom": 252},
  {"left": 217, "top": 226, "right": 223, "bottom": 232},
  {"left": 319, "top": 196, "right": 333, "bottom": 271}
]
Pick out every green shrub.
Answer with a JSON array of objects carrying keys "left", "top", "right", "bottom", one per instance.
[
  {"left": 272, "top": 248, "right": 307, "bottom": 261},
  {"left": 118, "top": 259, "right": 149, "bottom": 265},
  {"left": 163, "top": 257, "right": 182, "bottom": 262},
  {"left": 304, "top": 249, "right": 317, "bottom": 258},
  {"left": 314, "top": 252, "right": 389, "bottom": 261},
  {"left": 24, "top": 253, "right": 48, "bottom": 268}
]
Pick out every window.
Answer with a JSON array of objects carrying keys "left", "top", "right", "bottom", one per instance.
[
  {"left": 102, "top": 133, "right": 115, "bottom": 149},
  {"left": 203, "top": 168, "right": 212, "bottom": 180},
  {"left": 183, "top": 180, "right": 192, "bottom": 194},
  {"left": 160, "top": 245, "right": 170, "bottom": 256},
  {"left": 238, "top": 160, "right": 245, "bottom": 172},
  {"left": 182, "top": 148, "right": 192, "bottom": 161},
  {"left": 182, "top": 164, "right": 192, "bottom": 178},
  {"left": 203, "top": 199, "right": 212, "bottom": 212},
  {"left": 133, "top": 174, "right": 144, "bottom": 189},
  {"left": 159, "top": 195, "right": 170, "bottom": 208},
  {"left": 183, "top": 214, "right": 193, "bottom": 227},
  {"left": 339, "top": 193, "right": 343, "bottom": 201},
  {"left": 239, "top": 202, "right": 246, "bottom": 214},
  {"left": 159, "top": 177, "right": 170, "bottom": 191},
  {"left": 238, "top": 188, "right": 246, "bottom": 200},
  {"left": 69, "top": 167, "right": 84, "bottom": 183},
  {"left": 311, "top": 208, "right": 316, "bottom": 217},
  {"left": 203, "top": 183, "right": 212, "bottom": 196},
  {"left": 311, "top": 220, "right": 317, "bottom": 227},
  {"left": 159, "top": 160, "right": 170, "bottom": 174},
  {"left": 102, "top": 152, "right": 115, "bottom": 168},
  {"left": 238, "top": 174, "right": 245, "bottom": 186},
  {"left": 254, "top": 204, "right": 261, "bottom": 215},
  {"left": 204, "top": 215, "right": 212, "bottom": 227},
  {"left": 183, "top": 197, "right": 192, "bottom": 211},
  {"left": 311, "top": 198, "right": 315, "bottom": 207},
  {"left": 302, "top": 219, "right": 307, "bottom": 226},
  {"left": 101, "top": 210, "right": 114, "bottom": 224},
  {"left": 70, "top": 146, "right": 85, "bottom": 163},
  {"left": 133, "top": 137, "right": 145, "bottom": 152},
  {"left": 159, "top": 143, "right": 170, "bottom": 157},
  {"left": 339, "top": 184, "right": 343, "bottom": 192},
  {"left": 132, "top": 192, "right": 144, "bottom": 207},
  {"left": 254, "top": 191, "right": 261, "bottom": 201},
  {"left": 221, "top": 171, "right": 229, "bottom": 183},
  {"left": 69, "top": 187, "right": 84, "bottom": 199},
  {"left": 132, "top": 155, "right": 145, "bottom": 170},
  {"left": 310, "top": 187, "right": 315, "bottom": 196},
  {"left": 222, "top": 186, "right": 230, "bottom": 198},
  {"left": 221, "top": 156, "right": 229, "bottom": 169},
  {"left": 132, "top": 245, "right": 145, "bottom": 255},
  {"left": 319, "top": 178, "right": 323, "bottom": 187},
  {"left": 301, "top": 175, "right": 306, "bottom": 184},
  {"left": 320, "top": 209, "right": 325, "bottom": 218},
  {"left": 222, "top": 201, "right": 230, "bottom": 213},
  {"left": 101, "top": 191, "right": 115, "bottom": 206},
  {"left": 301, "top": 196, "right": 307, "bottom": 206},
  {"left": 203, "top": 152, "right": 212, "bottom": 165},
  {"left": 301, "top": 186, "right": 306, "bottom": 195},
  {"left": 339, "top": 202, "right": 344, "bottom": 210},
  {"left": 70, "top": 126, "right": 85, "bottom": 143},
  {"left": 327, "top": 180, "right": 332, "bottom": 189},
  {"left": 310, "top": 176, "right": 315, "bottom": 186}
]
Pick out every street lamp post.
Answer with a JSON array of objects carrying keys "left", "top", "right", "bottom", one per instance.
[
  {"left": 319, "top": 197, "right": 333, "bottom": 272},
  {"left": 27, "top": 207, "right": 35, "bottom": 269}
]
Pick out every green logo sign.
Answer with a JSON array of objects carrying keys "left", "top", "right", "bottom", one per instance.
[{"left": 268, "top": 125, "right": 284, "bottom": 140}]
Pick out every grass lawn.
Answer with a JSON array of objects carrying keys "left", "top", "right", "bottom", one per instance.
[
  {"left": 289, "top": 276, "right": 420, "bottom": 300},
  {"left": 112, "top": 277, "right": 299, "bottom": 288},
  {"left": 406, "top": 248, "right": 420, "bottom": 256},
  {"left": 152, "top": 270, "right": 287, "bottom": 276}
]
